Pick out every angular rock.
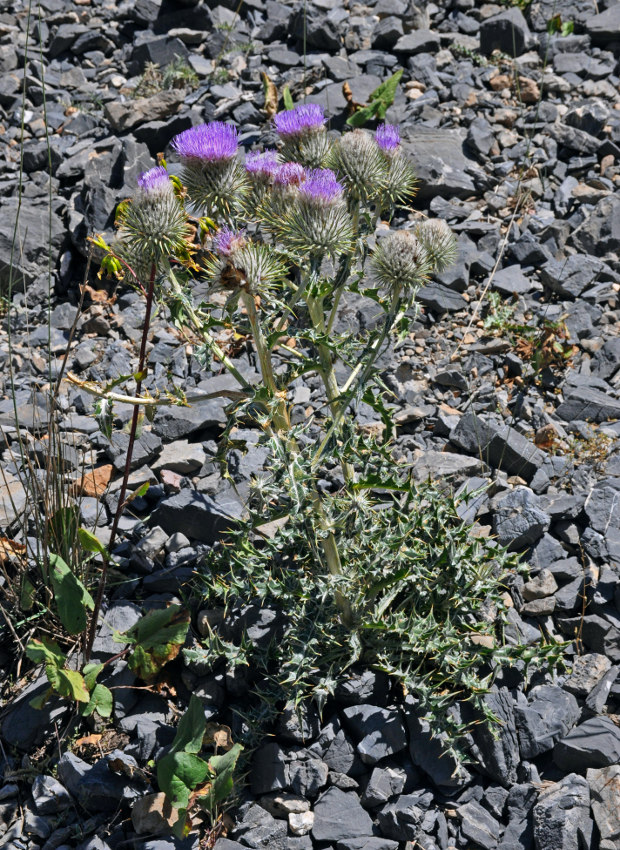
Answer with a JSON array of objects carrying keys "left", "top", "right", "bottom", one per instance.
[
  {"left": 587, "top": 4, "right": 620, "bottom": 46},
  {"left": 0, "top": 200, "right": 65, "bottom": 291},
  {"left": 490, "top": 265, "right": 534, "bottom": 296},
  {"left": 480, "top": 8, "right": 533, "bottom": 57},
  {"left": 556, "top": 386, "right": 620, "bottom": 424},
  {"left": 31, "top": 775, "right": 71, "bottom": 815},
  {"left": 533, "top": 774, "right": 592, "bottom": 850},
  {"left": 588, "top": 765, "right": 620, "bottom": 850},
  {"left": 131, "top": 792, "right": 179, "bottom": 834},
  {"left": 450, "top": 413, "right": 545, "bottom": 482},
  {"left": 416, "top": 282, "right": 468, "bottom": 313},
  {"left": 151, "top": 487, "right": 243, "bottom": 544},
  {"left": 402, "top": 127, "right": 485, "bottom": 200},
  {"left": 377, "top": 791, "right": 433, "bottom": 841},
  {"left": 540, "top": 255, "right": 606, "bottom": 299},
  {"left": 458, "top": 800, "right": 502, "bottom": 850},
  {"left": 341, "top": 705, "right": 407, "bottom": 765},
  {"left": 312, "top": 788, "right": 373, "bottom": 842},
  {"left": 406, "top": 705, "right": 469, "bottom": 788},
  {"left": 104, "top": 90, "right": 185, "bottom": 133},
  {"left": 554, "top": 716, "right": 620, "bottom": 771},
  {"left": 468, "top": 690, "right": 520, "bottom": 788},
  {"left": 514, "top": 685, "right": 580, "bottom": 759},
  {"left": 564, "top": 653, "right": 612, "bottom": 697},
  {"left": 493, "top": 487, "right": 550, "bottom": 551}
]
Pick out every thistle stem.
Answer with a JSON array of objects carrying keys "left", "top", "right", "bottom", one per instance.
[
  {"left": 85, "top": 262, "right": 157, "bottom": 661},
  {"left": 241, "top": 290, "right": 290, "bottom": 433}
]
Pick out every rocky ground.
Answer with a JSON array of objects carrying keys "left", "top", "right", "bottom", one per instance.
[{"left": 3, "top": 0, "right": 620, "bottom": 848}]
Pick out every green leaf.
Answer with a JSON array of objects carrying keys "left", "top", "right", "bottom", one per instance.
[
  {"left": 205, "top": 743, "right": 243, "bottom": 807},
  {"left": 26, "top": 637, "right": 65, "bottom": 667},
  {"left": 20, "top": 576, "right": 36, "bottom": 611},
  {"left": 282, "top": 85, "right": 294, "bottom": 110},
  {"left": 123, "top": 604, "right": 190, "bottom": 682},
  {"left": 81, "top": 683, "right": 113, "bottom": 718},
  {"left": 346, "top": 69, "right": 403, "bottom": 127},
  {"left": 157, "top": 751, "right": 209, "bottom": 809},
  {"left": 78, "top": 528, "right": 108, "bottom": 557},
  {"left": 125, "top": 481, "right": 150, "bottom": 504},
  {"left": 49, "top": 553, "right": 95, "bottom": 635},
  {"left": 29, "top": 688, "right": 53, "bottom": 710},
  {"left": 82, "top": 662, "right": 104, "bottom": 691},
  {"left": 170, "top": 694, "right": 207, "bottom": 756},
  {"left": 47, "top": 665, "right": 90, "bottom": 703}
]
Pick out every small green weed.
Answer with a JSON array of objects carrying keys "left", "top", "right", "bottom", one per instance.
[{"left": 133, "top": 56, "right": 199, "bottom": 99}]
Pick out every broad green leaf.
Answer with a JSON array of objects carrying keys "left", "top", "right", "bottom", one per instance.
[
  {"left": 157, "top": 751, "right": 209, "bottom": 809},
  {"left": 206, "top": 743, "right": 243, "bottom": 807},
  {"left": 82, "top": 683, "right": 113, "bottom": 718},
  {"left": 47, "top": 665, "right": 90, "bottom": 703},
  {"left": 49, "top": 553, "right": 94, "bottom": 635},
  {"left": 26, "top": 637, "right": 65, "bottom": 667},
  {"left": 346, "top": 69, "right": 403, "bottom": 127},
  {"left": 170, "top": 694, "right": 207, "bottom": 756},
  {"left": 83, "top": 662, "right": 104, "bottom": 691},
  {"left": 78, "top": 528, "right": 108, "bottom": 557},
  {"left": 29, "top": 688, "right": 53, "bottom": 710},
  {"left": 123, "top": 604, "right": 190, "bottom": 682},
  {"left": 282, "top": 85, "right": 294, "bottom": 110}
]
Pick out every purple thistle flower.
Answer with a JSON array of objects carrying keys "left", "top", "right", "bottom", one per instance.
[
  {"left": 245, "top": 149, "right": 280, "bottom": 177},
  {"left": 137, "top": 166, "right": 172, "bottom": 195},
  {"left": 214, "top": 227, "right": 246, "bottom": 256},
  {"left": 274, "top": 104, "right": 326, "bottom": 138},
  {"left": 299, "top": 169, "right": 343, "bottom": 205},
  {"left": 375, "top": 123, "right": 400, "bottom": 152},
  {"left": 273, "top": 162, "right": 306, "bottom": 187},
  {"left": 172, "top": 122, "right": 238, "bottom": 162}
]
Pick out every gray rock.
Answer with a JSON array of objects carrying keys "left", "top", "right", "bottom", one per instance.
[
  {"left": 490, "top": 265, "right": 535, "bottom": 295},
  {"left": 540, "top": 255, "right": 606, "bottom": 299},
  {"left": 493, "top": 487, "right": 550, "bottom": 551},
  {"left": 337, "top": 839, "right": 398, "bottom": 850},
  {"left": 232, "top": 803, "right": 288, "bottom": 849},
  {"left": 151, "top": 487, "right": 243, "bottom": 543},
  {"left": 341, "top": 705, "right": 407, "bottom": 764},
  {"left": 416, "top": 282, "right": 468, "bottom": 313},
  {"left": 565, "top": 100, "right": 609, "bottom": 137},
  {"left": 450, "top": 413, "right": 545, "bottom": 482},
  {"left": 550, "top": 124, "right": 601, "bottom": 155},
  {"left": 312, "top": 788, "right": 373, "bottom": 842},
  {"left": 480, "top": 8, "right": 533, "bottom": 57},
  {"left": 468, "top": 690, "right": 520, "bottom": 788},
  {"left": 585, "top": 665, "right": 619, "bottom": 715},
  {"left": 458, "top": 800, "right": 502, "bottom": 850},
  {"left": 0, "top": 200, "right": 65, "bottom": 291},
  {"left": 499, "top": 783, "right": 537, "bottom": 850},
  {"left": 1, "top": 675, "right": 69, "bottom": 750},
  {"left": 533, "top": 774, "right": 593, "bottom": 850},
  {"left": 556, "top": 386, "right": 620, "bottom": 423},
  {"left": 554, "top": 716, "right": 620, "bottom": 771},
  {"left": 361, "top": 766, "right": 406, "bottom": 807},
  {"left": 317, "top": 716, "right": 356, "bottom": 775},
  {"left": 377, "top": 791, "right": 433, "bottom": 841},
  {"left": 393, "top": 30, "right": 440, "bottom": 55},
  {"left": 371, "top": 16, "right": 403, "bottom": 49},
  {"left": 31, "top": 775, "right": 71, "bottom": 815},
  {"left": 592, "top": 338, "right": 620, "bottom": 381},
  {"left": 152, "top": 395, "right": 227, "bottom": 440},
  {"left": 402, "top": 126, "right": 485, "bottom": 200},
  {"left": 569, "top": 194, "right": 620, "bottom": 258},
  {"left": 251, "top": 742, "right": 287, "bottom": 795},
  {"left": 587, "top": 765, "right": 620, "bottom": 850},
  {"left": 587, "top": 4, "right": 620, "bottom": 45},
  {"left": 514, "top": 685, "right": 580, "bottom": 759},
  {"left": 584, "top": 486, "right": 620, "bottom": 534},
  {"left": 406, "top": 703, "right": 470, "bottom": 788},
  {"left": 522, "top": 569, "right": 558, "bottom": 601},
  {"left": 57, "top": 750, "right": 146, "bottom": 812},
  {"left": 564, "top": 653, "right": 612, "bottom": 697}
]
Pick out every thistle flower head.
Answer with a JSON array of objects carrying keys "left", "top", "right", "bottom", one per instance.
[
  {"left": 245, "top": 149, "right": 280, "bottom": 178},
  {"left": 376, "top": 123, "right": 400, "bottom": 153},
  {"left": 274, "top": 104, "right": 326, "bottom": 138},
  {"left": 273, "top": 162, "right": 306, "bottom": 187},
  {"left": 172, "top": 122, "right": 238, "bottom": 162},
  {"left": 299, "top": 169, "right": 343, "bottom": 206},
  {"left": 172, "top": 123, "right": 248, "bottom": 218},
  {"left": 215, "top": 227, "right": 247, "bottom": 256},
  {"left": 415, "top": 219, "right": 457, "bottom": 273},
  {"left": 371, "top": 230, "right": 432, "bottom": 294},
  {"left": 137, "top": 165, "right": 173, "bottom": 195},
  {"left": 329, "top": 130, "right": 386, "bottom": 203}
]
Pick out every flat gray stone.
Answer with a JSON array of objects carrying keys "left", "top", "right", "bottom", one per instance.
[{"left": 312, "top": 788, "right": 373, "bottom": 842}]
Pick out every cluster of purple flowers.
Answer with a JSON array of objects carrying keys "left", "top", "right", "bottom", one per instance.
[
  {"left": 375, "top": 123, "right": 400, "bottom": 153},
  {"left": 274, "top": 103, "right": 326, "bottom": 138},
  {"left": 299, "top": 169, "right": 344, "bottom": 206},
  {"left": 214, "top": 227, "right": 247, "bottom": 256},
  {"left": 137, "top": 165, "right": 172, "bottom": 195},
  {"left": 172, "top": 122, "right": 239, "bottom": 162},
  {"left": 245, "top": 149, "right": 279, "bottom": 178}
]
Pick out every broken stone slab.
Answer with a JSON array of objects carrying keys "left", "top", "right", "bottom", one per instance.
[
  {"left": 587, "top": 765, "right": 620, "bottom": 850},
  {"left": 492, "top": 486, "right": 550, "bottom": 551},
  {"left": 554, "top": 716, "right": 620, "bottom": 771},
  {"left": 150, "top": 487, "right": 243, "bottom": 544},
  {"left": 450, "top": 413, "right": 545, "bottom": 482},
  {"left": 401, "top": 126, "right": 486, "bottom": 200},
  {"left": 312, "top": 788, "right": 374, "bottom": 843},
  {"left": 555, "top": 385, "right": 620, "bottom": 423},
  {"left": 533, "top": 773, "right": 593, "bottom": 850},
  {"left": 104, "top": 89, "right": 185, "bottom": 133},
  {"left": 514, "top": 684, "right": 580, "bottom": 759}
]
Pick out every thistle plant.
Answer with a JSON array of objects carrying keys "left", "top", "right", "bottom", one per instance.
[{"left": 88, "top": 106, "right": 558, "bottom": 759}]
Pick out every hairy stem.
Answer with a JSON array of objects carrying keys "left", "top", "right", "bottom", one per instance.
[{"left": 85, "top": 262, "right": 157, "bottom": 661}]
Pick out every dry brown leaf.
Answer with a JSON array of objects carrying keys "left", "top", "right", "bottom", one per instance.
[
  {"left": 204, "top": 723, "right": 234, "bottom": 752},
  {"left": 0, "top": 537, "right": 27, "bottom": 564},
  {"left": 261, "top": 72, "right": 278, "bottom": 118},
  {"left": 74, "top": 733, "right": 103, "bottom": 749}
]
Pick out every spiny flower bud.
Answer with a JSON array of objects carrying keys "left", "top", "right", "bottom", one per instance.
[
  {"left": 204, "top": 230, "right": 286, "bottom": 295},
  {"left": 116, "top": 166, "right": 191, "bottom": 273},
  {"left": 371, "top": 230, "right": 432, "bottom": 294},
  {"left": 275, "top": 104, "right": 330, "bottom": 169},
  {"left": 276, "top": 168, "right": 354, "bottom": 258},
  {"left": 172, "top": 122, "right": 248, "bottom": 219},
  {"left": 329, "top": 130, "right": 387, "bottom": 203},
  {"left": 415, "top": 219, "right": 457, "bottom": 273}
]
